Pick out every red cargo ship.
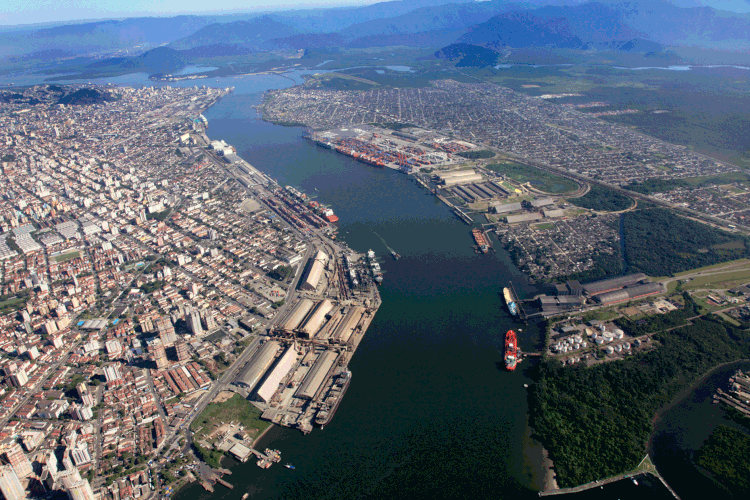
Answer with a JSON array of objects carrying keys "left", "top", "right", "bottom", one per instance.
[{"left": 504, "top": 330, "right": 518, "bottom": 371}]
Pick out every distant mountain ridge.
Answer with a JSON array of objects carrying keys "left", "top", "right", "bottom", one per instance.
[
  {"left": 5, "top": 0, "right": 750, "bottom": 67},
  {"left": 168, "top": 16, "right": 300, "bottom": 50}
]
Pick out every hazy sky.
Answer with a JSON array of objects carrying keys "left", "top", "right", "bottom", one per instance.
[{"left": 0, "top": 0, "right": 370, "bottom": 26}]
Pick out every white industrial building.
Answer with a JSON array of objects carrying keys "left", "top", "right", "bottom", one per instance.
[
  {"left": 299, "top": 250, "right": 328, "bottom": 291},
  {"left": 299, "top": 299, "right": 334, "bottom": 338},
  {"left": 295, "top": 350, "right": 338, "bottom": 400},
  {"left": 255, "top": 346, "right": 298, "bottom": 403},
  {"left": 233, "top": 341, "right": 281, "bottom": 390}
]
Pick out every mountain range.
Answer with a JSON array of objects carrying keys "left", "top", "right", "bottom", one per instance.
[{"left": 4, "top": 0, "right": 750, "bottom": 70}]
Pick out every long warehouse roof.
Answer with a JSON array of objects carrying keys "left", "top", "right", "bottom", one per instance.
[
  {"left": 233, "top": 341, "right": 280, "bottom": 390},
  {"left": 333, "top": 306, "right": 365, "bottom": 344},
  {"left": 299, "top": 299, "right": 334, "bottom": 337},
  {"left": 255, "top": 346, "right": 297, "bottom": 403},
  {"left": 281, "top": 299, "right": 314, "bottom": 332},
  {"left": 300, "top": 260, "right": 324, "bottom": 292},
  {"left": 295, "top": 350, "right": 338, "bottom": 400},
  {"left": 584, "top": 273, "right": 648, "bottom": 296},
  {"left": 437, "top": 169, "right": 477, "bottom": 180}
]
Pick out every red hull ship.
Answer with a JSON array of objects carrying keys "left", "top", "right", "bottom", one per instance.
[{"left": 504, "top": 330, "right": 518, "bottom": 371}]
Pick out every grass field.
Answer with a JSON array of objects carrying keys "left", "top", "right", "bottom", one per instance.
[
  {"left": 716, "top": 312, "right": 741, "bottom": 326},
  {"left": 677, "top": 269, "right": 750, "bottom": 291},
  {"left": 191, "top": 393, "right": 269, "bottom": 442},
  {"left": 669, "top": 258, "right": 750, "bottom": 278},
  {"left": 54, "top": 251, "right": 80, "bottom": 262},
  {"left": 486, "top": 161, "right": 578, "bottom": 194}
]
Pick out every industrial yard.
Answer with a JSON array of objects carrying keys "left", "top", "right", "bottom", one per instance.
[{"left": 229, "top": 244, "right": 380, "bottom": 435}]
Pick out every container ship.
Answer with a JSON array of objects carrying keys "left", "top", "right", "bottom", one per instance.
[
  {"left": 503, "top": 287, "right": 518, "bottom": 316},
  {"left": 471, "top": 228, "right": 489, "bottom": 253},
  {"left": 504, "top": 330, "right": 518, "bottom": 371}
]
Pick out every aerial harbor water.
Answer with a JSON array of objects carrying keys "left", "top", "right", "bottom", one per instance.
[
  {"left": 1, "top": 68, "right": 681, "bottom": 499},
  {"left": 181, "top": 81, "right": 547, "bottom": 500}
]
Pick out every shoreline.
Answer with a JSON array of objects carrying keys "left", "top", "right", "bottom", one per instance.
[
  {"left": 647, "top": 358, "right": 750, "bottom": 450},
  {"left": 252, "top": 423, "right": 275, "bottom": 449}
]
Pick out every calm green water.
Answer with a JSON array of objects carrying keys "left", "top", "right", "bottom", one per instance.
[{"left": 172, "top": 85, "right": 547, "bottom": 500}]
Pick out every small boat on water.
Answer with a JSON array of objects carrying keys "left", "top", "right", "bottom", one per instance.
[
  {"left": 391, "top": 250, "right": 400, "bottom": 260},
  {"left": 242, "top": 494, "right": 249, "bottom": 500},
  {"left": 284, "top": 464, "right": 295, "bottom": 470}
]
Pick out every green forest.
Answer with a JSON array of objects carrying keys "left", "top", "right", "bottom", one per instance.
[
  {"left": 567, "top": 184, "right": 633, "bottom": 212},
  {"left": 694, "top": 425, "right": 750, "bottom": 497},
  {"left": 457, "top": 149, "right": 495, "bottom": 159},
  {"left": 529, "top": 314, "right": 750, "bottom": 487},
  {"left": 622, "top": 208, "right": 749, "bottom": 276}
]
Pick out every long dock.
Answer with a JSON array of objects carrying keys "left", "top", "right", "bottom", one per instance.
[
  {"left": 508, "top": 282, "right": 527, "bottom": 321},
  {"left": 216, "top": 478, "right": 234, "bottom": 489},
  {"left": 452, "top": 206, "right": 473, "bottom": 225},
  {"left": 539, "top": 456, "right": 680, "bottom": 499}
]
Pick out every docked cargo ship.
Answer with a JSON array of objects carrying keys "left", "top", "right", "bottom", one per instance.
[
  {"left": 315, "top": 139, "right": 334, "bottom": 149},
  {"left": 315, "top": 369, "right": 352, "bottom": 427},
  {"left": 367, "top": 250, "right": 383, "bottom": 284},
  {"left": 503, "top": 287, "right": 518, "bottom": 316},
  {"left": 471, "top": 228, "right": 489, "bottom": 253},
  {"left": 504, "top": 330, "right": 518, "bottom": 371}
]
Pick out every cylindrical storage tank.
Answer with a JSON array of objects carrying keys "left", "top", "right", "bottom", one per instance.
[
  {"left": 574, "top": 335, "right": 582, "bottom": 343},
  {"left": 633, "top": 339, "right": 641, "bottom": 347},
  {"left": 581, "top": 341, "right": 587, "bottom": 348},
  {"left": 585, "top": 328, "right": 593, "bottom": 336},
  {"left": 605, "top": 346, "right": 614, "bottom": 355},
  {"left": 614, "top": 344, "right": 622, "bottom": 353},
  {"left": 599, "top": 324, "right": 606, "bottom": 331},
  {"left": 603, "top": 333, "right": 613, "bottom": 343},
  {"left": 614, "top": 329, "right": 624, "bottom": 340},
  {"left": 595, "top": 337, "right": 604, "bottom": 345},
  {"left": 574, "top": 343, "right": 580, "bottom": 350},
  {"left": 623, "top": 343, "right": 631, "bottom": 350}
]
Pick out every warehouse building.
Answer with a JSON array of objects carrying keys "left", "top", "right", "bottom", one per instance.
[
  {"left": 542, "top": 207, "right": 565, "bottom": 218},
  {"left": 539, "top": 296, "right": 584, "bottom": 316},
  {"left": 255, "top": 345, "right": 298, "bottom": 403},
  {"left": 531, "top": 198, "right": 555, "bottom": 208},
  {"left": 506, "top": 213, "right": 543, "bottom": 224},
  {"left": 299, "top": 299, "right": 334, "bottom": 338},
  {"left": 280, "top": 299, "right": 314, "bottom": 332},
  {"left": 490, "top": 201, "right": 523, "bottom": 214},
  {"left": 233, "top": 341, "right": 281, "bottom": 390},
  {"left": 583, "top": 273, "right": 648, "bottom": 296},
  {"left": 442, "top": 173, "right": 484, "bottom": 187},
  {"left": 299, "top": 250, "right": 328, "bottom": 292},
  {"left": 295, "top": 350, "right": 338, "bottom": 400},
  {"left": 436, "top": 170, "right": 485, "bottom": 187},
  {"left": 332, "top": 306, "right": 366, "bottom": 343},
  {"left": 593, "top": 283, "right": 664, "bottom": 305}
]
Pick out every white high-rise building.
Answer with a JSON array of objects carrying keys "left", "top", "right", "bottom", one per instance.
[
  {"left": 0, "top": 465, "right": 25, "bottom": 500},
  {"left": 187, "top": 309, "right": 203, "bottom": 335},
  {"left": 3, "top": 443, "right": 33, "bottom": 479},
  {"left": 66, "top": 480, "right": 95, "bottom": 500}
]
